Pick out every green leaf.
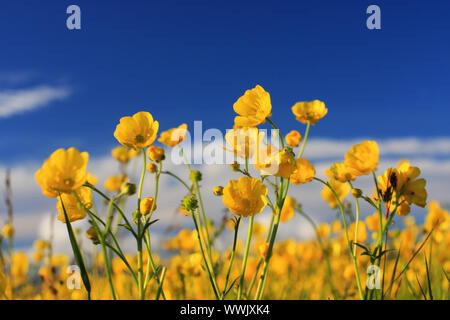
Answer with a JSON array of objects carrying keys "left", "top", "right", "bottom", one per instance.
[
  {"left": 60, "top": 196, "right": 91, "bottom": 299},
  {"left": 424, "top": 254, "right": 433, "bottom": 300}
]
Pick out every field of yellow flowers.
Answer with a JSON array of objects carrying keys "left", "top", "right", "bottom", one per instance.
[{"left": 1, "top": 85, "right": 449, "bottom": 300}]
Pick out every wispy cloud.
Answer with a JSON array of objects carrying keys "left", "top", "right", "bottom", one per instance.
[{"left": 0, "top": 85, "right": 70, "bottom": 118}]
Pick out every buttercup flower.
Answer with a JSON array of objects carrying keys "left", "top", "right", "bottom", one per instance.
[
  {"left": 147, "top": 145, "right": 165, "bottom": 162},
  {"left": 398, "top": 161, "right": 427, "bottom": 208},
  {"left": 290, "top": 158, "right": 315, "bottom": 185},
  {"left": 114, "top": 111, "right": 159, "bottom": 150},
  {"left": 112, "top": 146, "right": 139, "bottom": 163},
  {"left": 344, "top": 140, "right": 379, "bottom": 177},
  {"left": 285, "top": 130, "right": 302, "bottom": 147},
  {"left": 104, "top": 174, "right": 128, "bottom": 193},
  {"left": 321, "top": 179, "right": 350, "bottom": 209},
  {"left": 225, "top": 127, "right": 264, "bottom": 159},
  {"left": 86, "top": 172, "right": 98, "bottom": 186},
  {"left": 56, "top": 186, "right": 92, "bottom": 223},
  {"left": 1, "top": 223, "right": 14, "bottom": 239},
  {"left": 158, "top": 123, "right": 188, "bottom": 147},
  {"left": 35, "top": 147, "right": 89, "bottom": 198},
  {"left": 254, "top": 146, "right": 296, "bottom": 178},
  {"left": 223, "top": 177, "right": 268, "bottom": 217},
  {"left": 213, "top": 186, "right": 224, "bottom": 196},
  {"left": 146, "top": 163, "right": 157, "bottom": 173},
  {"left": 424, "top": 201, "right": 449, "bottom": 232},
  {"left": 233, "top": 85, "right": 272, "bottom": 128},
  {"left": 291, "top": 100, "right": 327, "bottom": 125},
  {"left": 280, "top": 196, "right": 296, "bottom": 223},
  {"left": 325, "top": 162, "right": 355, "bottom": 182}
]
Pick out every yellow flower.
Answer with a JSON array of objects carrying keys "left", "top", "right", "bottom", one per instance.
[
  {"left": 34, "top": 240, "right": 50, "bottom": 250},
  {"left": 147, "top": 145, "right": 165, "bottom": 162},
  {"left": 289, "top": 158, "right": 315, "bottom": 185},
  {"left": 254, "top": 146, "right": 296, "bottom": 178},
  {"left": 285, "top": 130, "right": 302, "bottom": 147},
  {"left": 316, "top": 224, "right": 331, "bottom": 239},
  {"left": 114, "top": 111, "right": 159, "bottom": 150},
  {"left": 86, "top": 172, "right": 98, "bottom": 186},
  {"left": 233, "top": 85, "right": 272, "bottom": 128},
  {"left": 398, "top": 161, "right": 427, "bottom": 208},
  {"left": 222, "top": 177, "right": 268, "bottom": 217},
  {"left": 104, "top": 174, "right": 128, "bottom": 193},
  {"left": 35, "top": 147, "right": 89, "bottom": 198},
  {"left": 86, "top": 226, "right": 99, "bottom": 245},
  {"left": 291, "top": 100, "right": 327, "bottom": 125},
  {"left": 365, "top": 212, "right": 385, "bottom": 232},
  {"left": 349, "top": 221, "right": 368, "bottom": 243},
  {"left": 425, "top": 201, "right": 449, "bottom": 232},
  {"left": 280, "top": 196, "right": 296, "bottom": 223},
  {"left": 1, "top": 223, "right": 14, "bottom": 238},
  {"left": 56, "top": 186, "right": 92, "bottom": 223},
  {"left": 344, "top": 140, "right": 379, "bottom": 177},
  {"left": 225, "top": 127, "right": 264, "bottom": 159},
  {"left": 146, "top": 163, "right": 157, "bottom": 173},
  {"left": 111, "top": 146, "right": 139, "bottom": 163},
  {"left": 158, "top": 123, "right": 188, "bottom": 147},
  {"left": 321, "top": 179, "right": 350, "bottom": 209},
  {"left": 11, "top": 252, "right": 29, "bottom": 280},
  {"left": 140, "top": 197, "right": 157, "bottom": 215},
  {"left": 325, "top": 162, "right": 355, "bottom": 182}
]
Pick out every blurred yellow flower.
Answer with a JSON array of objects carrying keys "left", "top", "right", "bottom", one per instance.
[
  {"left": 56, "top": 186, "right": 92, "bottom": 223},
  {"left": 280, "top": 196, "right": 296, "bottom": 223},
  {"left": 225, "top": 127, "right": 264, "bottom": 159},
  {"left": 344, "top": 141, "right": 379, "bottom": 177},
  {"left": 158, "top": 123, "right": 187, "bottom": 147},
  {"left": 285, "top": 130, "right": 302, "bottom": 147},
  {"left": 289, "top": 158, "right": 315, "bottom": 185},
  {"left": 104, "top": 174, "right": 128, "bottom": 193},
  {"left": 114, "top": 111, "right": 159, "bottom": 150},
  {"left": 254, "top": 146, "right": 296, "bottom": 178},
  {"left": 86, "top": 172, "right": 98, "bottom": 186},
  {"left": 1, "top": 223, "right": 14, "bottom": 239},
  {"left": 35, "top": 147, "right": 89, "bottom": 198},
  {"left": 233, "top": 85, "right": 272, "bottom": 128},
  {"left": 425, "top": 201, "right": 449, "bottom": 232},
  {"left": 291, "top": 100, "right": 327, "bottom": 124},
  {"left": 365, "top": 212, "right": 384, "bottom": 232},
  {"left": 325, "top": 162, "right": 355, "bottom": 182},
  {"left": 349, "top": 221, "right": 367, "bottom": 243},
  {"left": 146, "top": 163, "right": 157, "bottom": 173},
  {"left": 112, "top": 146, "right": 139, "bottom": 163},
  {"left": 11, "top": 252, "right": 29, "bottom": 280},
  {"left": 321, "top": 179, "right": 350, "bottom": 209},
  {"left": 316, "top": 223, "right": 331, "bottom": 240},
  {"left": 223, "top": 177, "right": 268, "bottom": 217}
]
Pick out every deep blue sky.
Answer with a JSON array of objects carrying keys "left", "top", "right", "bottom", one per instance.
[{"left": 0, "top": 0, "right": 449, "bottom": 164}]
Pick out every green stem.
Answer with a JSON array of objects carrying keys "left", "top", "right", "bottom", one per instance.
[
  {"left": 137, "top": 148, "right": 147, "bottom": 300},
  {"left": 298, "top": 121, "right": 311, "bottom": 159},
  {"left": 266, "top": 117, "right": 284, "bottom": 149},
  {"left": 237, "top": 215, "right": 254, "bottom": 299},
  {"left": 314, "top": 177, "right": 364, "bottom": 300},
  {"left": 221, "top": 217, "right": 241, "bottom": 299}
]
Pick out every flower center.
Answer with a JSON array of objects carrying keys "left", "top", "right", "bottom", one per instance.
[
  {"left": 135, "top": 134, "right": 145, "bottom": 143},
  {"left": 64, "top": 178, "right": 74, "bottom": 187}
]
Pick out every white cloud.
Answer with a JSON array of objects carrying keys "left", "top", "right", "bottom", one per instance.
[
  {"left": 0, "top": 85, "right": 70, "bottom": 118},
  {"left": 1, "top": 137, "right": 450, "bottom": 257}
]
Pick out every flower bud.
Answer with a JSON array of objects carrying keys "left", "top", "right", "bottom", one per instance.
[
  {"left": 213, "top": 186, "right": 224, "bottom": 196},
  {"left": 146, "top": 163, "right": 157, "bottom": 173},
  {"left": 121, "top": 182, "right": 137, "bottom": 196},
  {"left": 147, "top": 146, "right": 165, "bottom": 162},
  {"left": 230, "top": 161, "right": 240, "bottom": 172},
  {"left": 285, "top": 130, "right": 302, "bottom": 147},
  {"left": 190, "top": 170, "right": 202, "bottom": 183},
  {"left": 86, "top": 226, "right": 100, "bottom": 245},
  {"left": 351, "top": 188, "right": 363, "bottom": 198},
  {"left": 181, "top": 195, "right": 198, "bottom": 213},
  {"left": 140, "top": 197, "right": 157, "bottom": 215}
]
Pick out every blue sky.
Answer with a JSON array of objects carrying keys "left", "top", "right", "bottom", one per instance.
[{"left": 1, "top": 0, "right": 450, "bottom": 164}]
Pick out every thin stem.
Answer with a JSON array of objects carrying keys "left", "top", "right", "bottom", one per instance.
[
  {"left": 221, "top": 217, "right": 241, "bottom": 299},
  {"left": 137, "top": 148, "right": 147, "bottom": 300},
  {"left": 237, "top": 215, "right": 254, "bottom": 299},
  {"left": 266, "top": 117, "right": 284, "bottom": 149},
  {"left": 298, "top": 121, "right": 311, "bottom": 159},
  {"left": 314, "top": 177, "right": 364, "bottom": 300}
]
